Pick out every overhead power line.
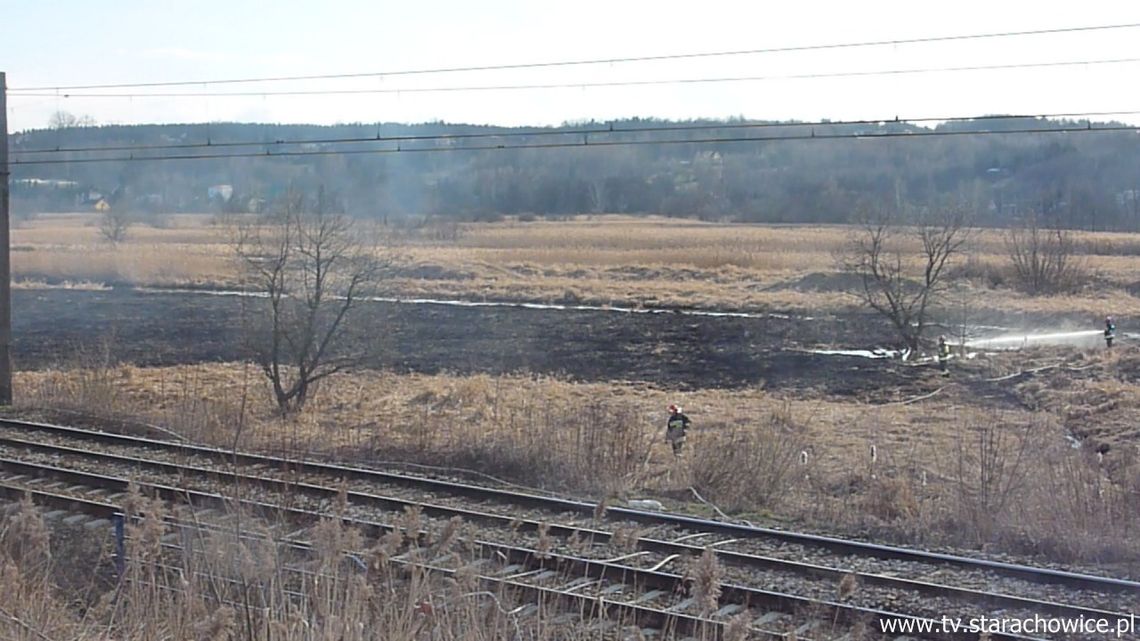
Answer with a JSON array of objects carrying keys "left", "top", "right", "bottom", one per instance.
[
  {"left": 12, "top": 110, "right": 1140, "bottom": 157},
  {"left": 10, "top": 21, "right": 1140, "bottom": 92},
  {"left": 11, "top": 123, "right": 1139, "bottom": 167},
  {"left": 13, "top": 56, "right": 1140, "bottom": 100}
]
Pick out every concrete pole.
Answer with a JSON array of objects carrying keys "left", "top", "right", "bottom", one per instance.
[{"left": 0, "top": 72, "right": 13, "bottom": 404}]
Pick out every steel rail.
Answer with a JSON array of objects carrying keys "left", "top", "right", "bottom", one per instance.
[
  {"left": 0, "top": 483, "right": 736, "bottom": 640},
  {"left": 0, "top": 456, "right": 1056, "bottom": 641},
  {"left": 2, "top": 417, "right": 1137, "bottom": 596},
  {"left": 0, "top": 431, "right": 1124, "bottom": 624}
]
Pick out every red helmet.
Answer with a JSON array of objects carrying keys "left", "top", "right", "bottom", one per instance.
[{"left": 668, "top": 404, "right": 680, "bottom": 414}]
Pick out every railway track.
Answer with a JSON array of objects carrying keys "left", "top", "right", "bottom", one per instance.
[
  {"left": 4, "top": 476, "right": 744, "bottom": 640},
  {"left": 0, "top": 417, "right": 1135, "bottom": 640}
]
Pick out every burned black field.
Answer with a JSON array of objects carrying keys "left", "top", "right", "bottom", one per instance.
[
  {"left": 15, "top": 287, "right": 1115, "bottom": 402},
  {"left": 14, "top": 287, "right": 916, "bottom": 392}
]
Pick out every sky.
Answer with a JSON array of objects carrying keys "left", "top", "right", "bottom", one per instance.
[{"left": 4, "top": 0, "right": 1140, "bottom": 131}]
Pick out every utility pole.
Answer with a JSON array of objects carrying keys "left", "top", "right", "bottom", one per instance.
[{"left": 0, "top": 72, "right": 12, "bottom": 404}]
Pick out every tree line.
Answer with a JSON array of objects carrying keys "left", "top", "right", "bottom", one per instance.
[{"left": 11, "top": 116, "right": 1140, "bottom": 230}]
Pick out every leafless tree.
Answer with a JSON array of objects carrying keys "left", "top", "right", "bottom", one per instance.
[
  {"left": 842, "top": 206, "right": 969, "bottom": 353},
  {"left": 48, "top": 110, "right": 96, "bottom": 129},
  {"left": 236, "top": 189, "right": 383, "bottom": 413},
  {"left": 98, "top": 209, "right": 133, "bottom": 244},
  {"left": 1005, "top": 212, "right": 1086, "bottom": 295}
]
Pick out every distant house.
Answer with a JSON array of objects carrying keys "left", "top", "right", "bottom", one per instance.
[
  {"left": 208, "top": 184, "right": 234, "bottom": 202},
  {"left": 94, "top": 199, "right": 111, "bottom": 213},
  {"left": 246, "top": 197, "right": 267, "bottom": 213}
]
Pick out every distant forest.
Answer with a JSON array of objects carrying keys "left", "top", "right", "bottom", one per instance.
[{"left": 11, "top": 116, "right": 1140, "bottom": 230}]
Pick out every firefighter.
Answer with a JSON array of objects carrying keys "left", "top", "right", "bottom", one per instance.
[
  {"left": 665, "top": 404, "right": 691, "bottom": 457},
  {"left": 937, "top": 335, "right": 951, "bottom": 376},
  {"left": 1105, "top": 316, "right": 1116, "bottom": 349}
]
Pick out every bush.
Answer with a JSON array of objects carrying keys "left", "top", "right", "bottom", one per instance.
[
  {"left": 1005, "top": 214, "right": 1088, "bottom": 295},
  {"left": 98, "top": 209, "right": 134, "bottom": 243},
  {"left": 689, "top": 404, "right": 806, "bottom": 511}
]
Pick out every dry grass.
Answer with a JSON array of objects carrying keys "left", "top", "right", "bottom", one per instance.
[
  {"left": 14, "top": 213, "right": 1140, "bottom": 315},
  {"left": 12, "top": 357, "right": 1140, "bottom": 567},
  {"left": 12, "top": 211, "right": 1139, "bottom": 633},
  {"left": 0, "top": 490, "right": 617, "bottom": 641},
  {"left": 13, "top": 213, "right": 235, "bottom": 287},
  {"left": 2, "top": 480, "right": 859, "bottom": 641}
]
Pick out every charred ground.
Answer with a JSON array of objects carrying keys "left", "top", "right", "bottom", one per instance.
[{"left": 13, "top": 287, "right": 1121, "bottom": 401}]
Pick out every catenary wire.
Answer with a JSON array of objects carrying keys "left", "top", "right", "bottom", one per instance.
[
  {"left": 9, "top": 21, "right": 1140, "bottom": 91},
  {"left": 11, "top": 123, "right": 1139, "bottom": 167},
  {"left": 12, "top": 56, "right": 1140, "bottom": 99},
  {"left": 11, "top": 110, "right": 1140, "bottom": 156}
]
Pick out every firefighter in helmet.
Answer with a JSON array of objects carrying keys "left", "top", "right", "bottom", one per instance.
[
  {"left": 937, "top": 335, "right": 951, "bottom": 376},
  {"left": 665, "top": 404, "right": 691, "bottom": 457},
  {"left": 1105, "top": 316, "right": 1117, "bottom": 348}
]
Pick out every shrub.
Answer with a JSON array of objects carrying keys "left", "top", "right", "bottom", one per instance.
[
  {"left": 1005, "top": 213, "right": 1088, "bottom": 295},
  {"left": 690, "top": 404, "right": 806, "bottom": 512}
]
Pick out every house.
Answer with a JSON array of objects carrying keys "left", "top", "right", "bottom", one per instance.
[
  {"left": 94, "top": 199, "right": 111, "bottom": 213},
  {"left": 208, "top": 184, "right": 234, "bottom": 202}
]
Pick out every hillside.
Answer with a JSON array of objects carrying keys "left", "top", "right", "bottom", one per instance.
[{"left": 12, "top": 116, "right": 1140, "bottom": 229}]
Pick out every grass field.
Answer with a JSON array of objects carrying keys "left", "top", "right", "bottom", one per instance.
[
  {"left": 14, "top": 212, "right": 1140, "bottom": 315},
  {"left": 14, "top": 349, "right": 1140, "bottom": 568},
  {"left": 11, "top": 211, "right": 1140, "bottom": 571}
]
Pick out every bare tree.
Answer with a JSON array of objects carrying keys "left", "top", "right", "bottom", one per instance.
[
  {"left": 1005, "top": 212, "right": 1086, "bottom": 295},
  {"left": 843, "top": 206, "right": 969, "bottom": 353},
  {"left": 236, "top": 189, "right": 382, "bottom": 413},
  {"left": 48, "top": 110, "right": 96, "bottom": 129},
  {"left": 98, "top": 209, "right": 133, "bottom": 243}
]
